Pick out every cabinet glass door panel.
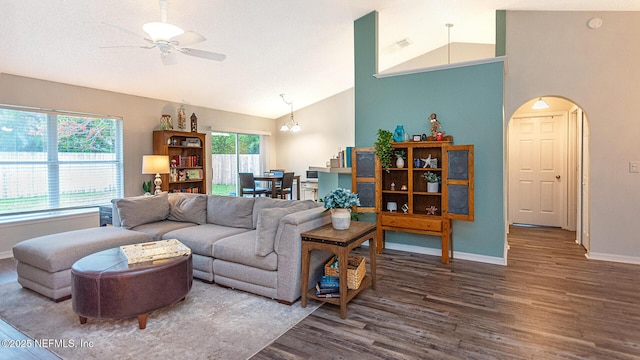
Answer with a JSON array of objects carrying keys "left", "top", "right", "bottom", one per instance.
[
  {"left": 352, "top": 148, "right": 379, "bottom": 212},
  {"left": 443, "top": 145, "right": 474, "bottom": 221}
]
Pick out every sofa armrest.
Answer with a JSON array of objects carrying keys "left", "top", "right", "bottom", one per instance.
[
  {"left": 274, "top": 207, "right": 332, "bottom": 303},
  {"left": 111, "top": 200, "right": 122, "bottom": 227}
]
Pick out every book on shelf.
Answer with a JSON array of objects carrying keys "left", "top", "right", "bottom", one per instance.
[
  {"left": 319, "top": 276, "right": 340, "bottom": 289},
  {"left": 315, "top": 283, "right": 340, "bottom": 295},
  {"left": 316, "top": 292, "right": 340, "bottom": 298}
]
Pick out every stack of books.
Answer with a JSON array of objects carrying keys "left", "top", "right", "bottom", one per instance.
[{"left": 315, "top": 275, "right": 340, "bottom": 298}]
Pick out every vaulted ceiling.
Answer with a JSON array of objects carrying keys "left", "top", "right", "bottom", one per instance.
[{"left": 1, "top": 1, "right": 638, "bottom": 118}]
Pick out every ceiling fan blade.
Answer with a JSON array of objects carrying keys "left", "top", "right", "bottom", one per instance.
[
  {"left": 181, "top": 48, "right": 226, "bottom": 61},
  {"left": 102, "top": 22, "right": 154, "bottom": 45},
  {"left": 161, "top": 52, "right": 179, "bottom": 65},
  {"left": 171, "top": 31, "right": 206, "bottom": 46},
  {"left": 100, "top": 45, "right": 156, "bottom": 49}
]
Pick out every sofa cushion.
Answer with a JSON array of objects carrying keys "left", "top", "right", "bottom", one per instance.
[
  {"left": 131, "top": 220, "right": 198, "bottom": 241},
  {"left": 214, "top": 231, "right": 278, "bottom": 271},
  {"left": 113, "top": 193, "right": 170, "bottom": 229},
  {"left": 206, "top": 196, "right": 255, "bottom": 229},
  {"left": 167, "top": 193, "right": 207, "bottom": 225},
  {"left": 252, "top": 197, "right": 318, "bottom": 228},
  {"left": 12, "top": 227, "right": 153, "bottom": 273},
  {"left": 255, "top": 203, "right": 311, "bottom": 257},
  {"left": 162, "top": 224, "right": 250, "bottom": 257}
]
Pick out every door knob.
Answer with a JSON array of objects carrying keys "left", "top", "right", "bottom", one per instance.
[{"left": 556, "top": 175, "right": 561, "bottom": 179}]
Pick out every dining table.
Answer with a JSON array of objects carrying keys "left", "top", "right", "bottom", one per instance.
[{"left": 254, "top": 174, "right": 301, "bottom": 199}]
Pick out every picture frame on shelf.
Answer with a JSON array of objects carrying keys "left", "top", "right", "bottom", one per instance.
[{"left": 412, "top": 134, "right": 422, "bottom": 141}]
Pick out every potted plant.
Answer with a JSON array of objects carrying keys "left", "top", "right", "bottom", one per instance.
[
  {"left": 423, "top": 171, "right": 441, "bottom": 193},
  {"left": 323, "top": 188, "right": 360, "bottom": 230},
  {"left": 142, "top": 180, "right": 152, "bottom": 196},
  {"left": 374, "top": 129, "right": 394, "bottom": 172}
]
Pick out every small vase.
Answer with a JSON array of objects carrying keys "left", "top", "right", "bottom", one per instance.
[
  {"left": 393, "top": 125, "right": 405, "bottom": 142},
  {"left": 331, "top": 208, "right": 351, "bottom": 230},
  {"left": 427, "top": 182, "right": 439, "bottom": 193},
  {"left": 396, "top": 157, "right": 405, "bottom": 168}
]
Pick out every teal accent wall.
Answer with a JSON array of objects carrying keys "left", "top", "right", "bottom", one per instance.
[
  {"left": 354, "top": 11, "right": 505, "bottom": 258},
  {"left": 318, "top": 172, "right": 352, "bottom": 201}
]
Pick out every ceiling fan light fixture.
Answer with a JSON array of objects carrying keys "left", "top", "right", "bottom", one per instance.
[
  {"left": 143, "top": 21, "right": 184, "bottom": 42},
  {"left": 532, "top": 97, "right": 550, "bottom": 109}
]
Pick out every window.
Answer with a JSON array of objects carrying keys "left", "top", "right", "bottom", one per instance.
[
  {"left": 210, "top": 132, "right": 266, "bottom": 196},
  {"left": 0, "top": 106, "right": 124, "bottom": 216}
]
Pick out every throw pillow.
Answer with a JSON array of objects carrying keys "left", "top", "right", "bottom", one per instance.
[
  {"left": 255, "top": 203, "right": 309, "bottom": 256},
  {"left": 114, "top": 192, "right": 170, "bottom": 229},
  {"left": 207, "top": 195, "right": 255, "bottom": 229},
  {"left": 167, "top": 193, "right": 207, "bottom": 224},
  {"left": 252, "top": 197, "right": 318, "bottom": 228}
]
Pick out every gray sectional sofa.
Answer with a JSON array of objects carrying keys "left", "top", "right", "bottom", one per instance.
[{"left": 13, "top": 192, "right": 332, "bottom": 304}]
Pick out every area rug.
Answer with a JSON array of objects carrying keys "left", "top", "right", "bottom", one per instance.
[{"left": 0, "top": 281, "right": 321, "bottom": 359}]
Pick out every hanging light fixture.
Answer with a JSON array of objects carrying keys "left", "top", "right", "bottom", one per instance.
[
  {"left": 279, "top": 94, "right": 301, "bottom": 133},
  {"left": 532, "top": 97, "right": 550, "bottom": 109},
  {"left": 446, "top": 23, "right": 454, "bottom": 64}
]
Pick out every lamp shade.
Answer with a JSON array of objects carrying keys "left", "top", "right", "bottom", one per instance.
[{"left": 142, "top": 155, "right": 170, "bottom": 174}]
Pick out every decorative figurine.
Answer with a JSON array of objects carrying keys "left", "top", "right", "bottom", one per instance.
[
  {"left": 426, "top": 206, "right": 438, "bottom": 215},
  {"left": 421, "top": 155, "right": 432, "bottom": 168},
  {"left": 390, "top": 182, "right": 396, "bottom": 191},
  {"left": 190, "top": 113, "right": 198, "bottom": 132},
  {"left": 177, "top": 106, "right": 187, "bottom": 130},
  {"left": 429, "top": 113, "right": 440, "bottom": 138},
  {"left": 400, "top": 184, "right": 408, "bottom": 191},
  {"left": 401, "top": 203, "right": 409, "bottom": 214}
]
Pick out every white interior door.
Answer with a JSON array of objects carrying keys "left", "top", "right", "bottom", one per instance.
[{"left": 509, "top": 113, "right": 567, "bottom": 227}]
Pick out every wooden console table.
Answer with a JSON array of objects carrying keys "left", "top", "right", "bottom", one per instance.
[{"left": 300, "top": 221, "right": 377, "bottom": 319}]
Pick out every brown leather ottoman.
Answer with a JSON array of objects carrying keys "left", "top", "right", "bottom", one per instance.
[{"left": 71, "top": 247, "right": 192, "bottom": 329}]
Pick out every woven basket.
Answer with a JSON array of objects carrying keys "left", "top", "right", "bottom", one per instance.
[{"left": 324, "top": 256, "right": 365, "bottom": 290}]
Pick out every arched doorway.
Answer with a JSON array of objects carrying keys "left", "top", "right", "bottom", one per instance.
[{"left": 507, "top": 96, "right": 591, "bottom": 251}]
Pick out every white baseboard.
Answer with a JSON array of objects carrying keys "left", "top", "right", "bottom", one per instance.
[
  {"left": 0, "top": 250, "right": 13, "bottom": 259},
  {"left": 383, "top": 242, "right": 507, "bottom": 266},
  {"left": 587, "top": 252, "right": 640, "bottom": 265}
]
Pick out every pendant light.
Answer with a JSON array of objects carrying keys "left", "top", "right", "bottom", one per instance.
[
  {"left": 279, "top": 94, "right": 301, "bottom": 133},
  {"left": 532, "top": 97, "right": 550, "bottom": 109}
]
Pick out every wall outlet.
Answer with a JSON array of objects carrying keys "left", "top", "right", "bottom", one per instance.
[{"left": 630, "top": 161, "right": 640, "bottom": 173}]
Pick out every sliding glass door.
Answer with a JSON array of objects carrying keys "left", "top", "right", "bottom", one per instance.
[{"left": 211, "top": 132, "right": 264, "bottom": 196}]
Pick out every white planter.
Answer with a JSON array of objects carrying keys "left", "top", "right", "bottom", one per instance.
[
  {"left": 427, "top": 182, "right": 439, "bottom": 193},
  {"left": 330, "top": 208, "right": 351, "bottom": 230},
  {"left": 396, "top": 157, "right": 405, "bottom": 168}
]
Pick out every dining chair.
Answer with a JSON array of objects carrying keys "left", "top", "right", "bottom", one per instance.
[
  {"left": 239, "top": 173, "right": 269, "bottom": 197},
  {"left": 276, "top": 172, "right": 294, "bottom": 199},
  {"left": 270, "top": 169, "right": 284, "bottom": 189}
]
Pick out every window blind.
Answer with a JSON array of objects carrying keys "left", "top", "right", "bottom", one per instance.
[{"left": 0, "top": 106, "right": 124, "bottom": 216}]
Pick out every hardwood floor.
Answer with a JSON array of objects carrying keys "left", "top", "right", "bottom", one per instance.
[
  {"left": 1, "top": 226, "right": 638, "bottom": 359},
  {"left": 253, "top": 226, "right": 640, "bottom": 359}
]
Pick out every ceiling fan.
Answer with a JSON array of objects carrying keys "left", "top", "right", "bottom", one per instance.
[{"left": 102, "top": 0, "right": 225, "bottom": 65}]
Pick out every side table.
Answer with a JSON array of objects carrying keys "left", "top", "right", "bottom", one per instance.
[{"left": 300, "top": 221, "right": 377, "bottom": 319}]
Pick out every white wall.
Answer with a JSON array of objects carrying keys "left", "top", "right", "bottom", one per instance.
[
  {"left": 505, "top": 11, "right": 640, "bottom": 262},
  {"left": 274, "top": 88, "right": 355, "bottom": 179},
  {"left": 0, "top": 73, "right": 275, "bottom": 254}
]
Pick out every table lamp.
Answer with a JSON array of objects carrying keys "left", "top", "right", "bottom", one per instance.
[{"left": 142, "top": 155, "right": 170, "bottom": 195}]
